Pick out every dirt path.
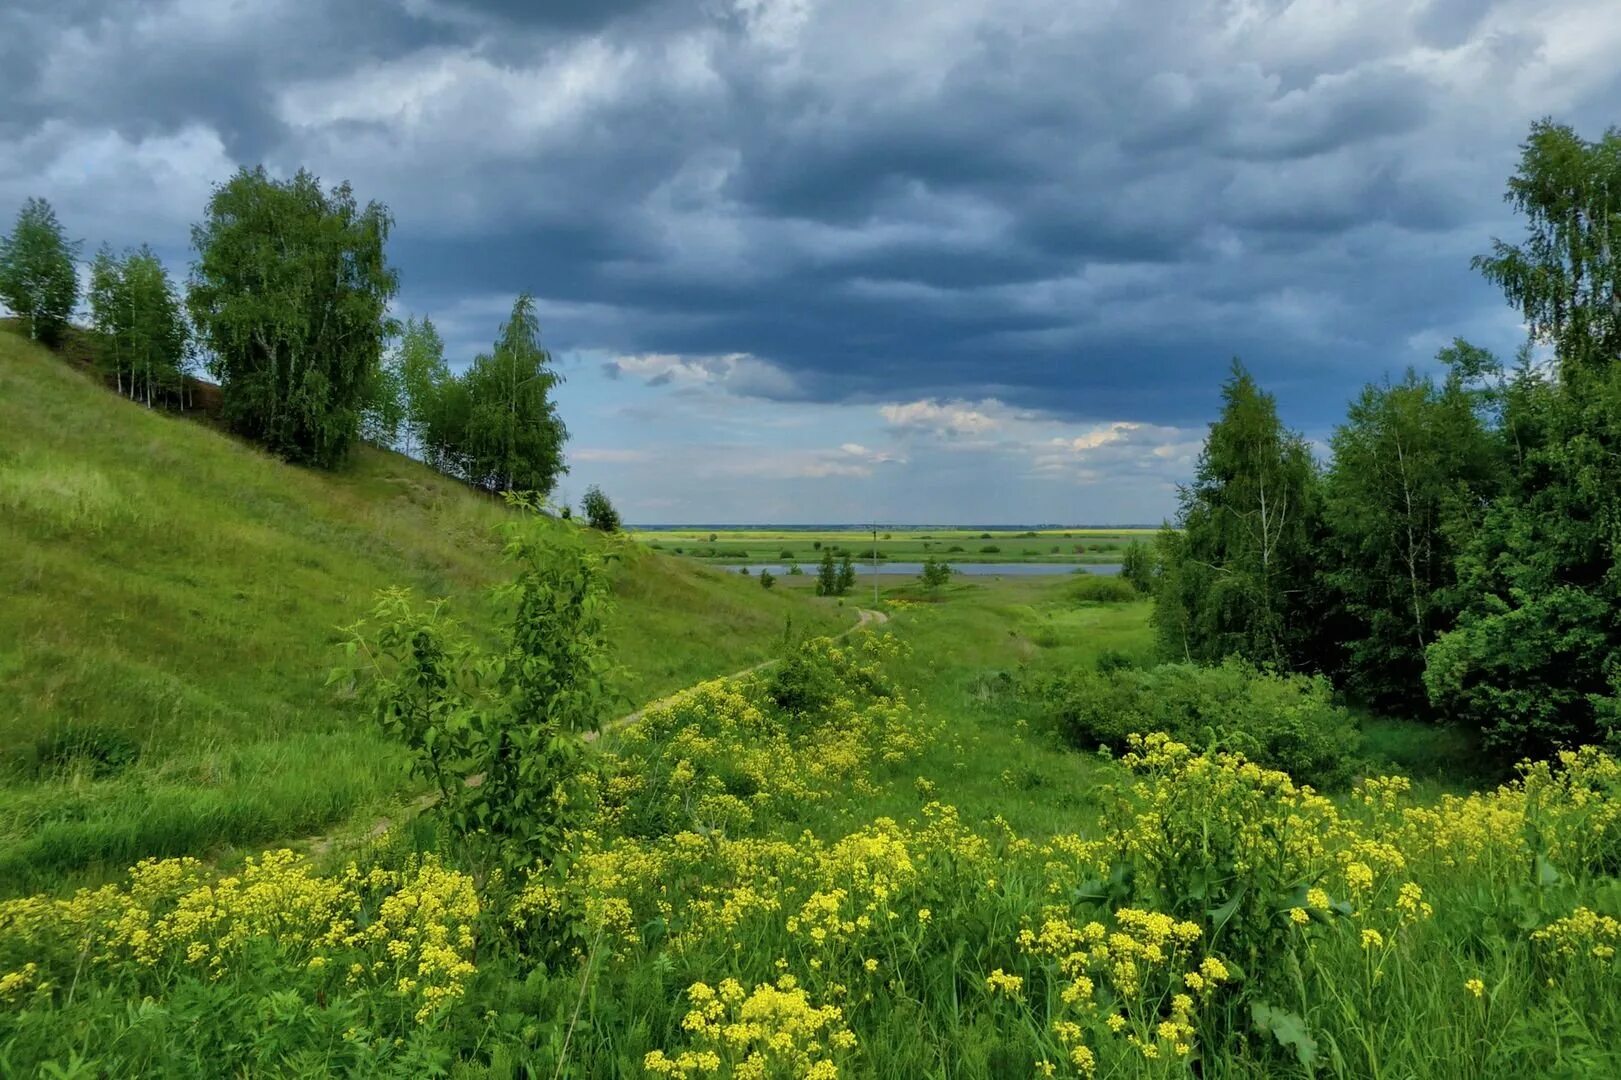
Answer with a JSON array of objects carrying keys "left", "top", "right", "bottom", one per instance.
[
  {"left": 304, "top": 607, "right": 890, "bottom": 856},
  {"left": 592, "top": 606, "right": 889, "bottom": 738}
]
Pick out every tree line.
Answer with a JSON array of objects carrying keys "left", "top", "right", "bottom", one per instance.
[
  {"left": 0, "top": 168, "right": 573, "bottom": 503},
  {"left": 1138, "top": 120, "right": 1621, "bottom": 762}
]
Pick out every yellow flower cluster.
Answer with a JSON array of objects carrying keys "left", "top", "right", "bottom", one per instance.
[
  {"left": 1015, "top": 906, "right": 1216, "bottom": 1071},
  {"left": 1531, "top": 907, "right": 1621, "bottom": 971},
  {"left": 602, "top": 635, "right": 934, "bottom": 837},
  {"left": 0, "top": 851, "right": 479, "bottom": 1025},
  {"left": 644, "top": 976, "right": 856, "bottom": 1079}
]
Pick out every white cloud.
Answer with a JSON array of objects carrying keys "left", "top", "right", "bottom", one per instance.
[
  {"left": 606, "top": 351, "right": 801, "bottom": 399},
  {"left": 879, "top": 398, "right": 1009, "bottom": 438}
]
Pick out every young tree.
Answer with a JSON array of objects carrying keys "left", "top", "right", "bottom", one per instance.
[
  {"left": 581, "top": 485, "right": 621, "bottom": 532},
  {"left": 359, "top": 347, "right": 407, "bottom": 448},
  {"left": 397, "top": 316, "right": 450, "bottom": 458},
  {"left": 344, "top": 500, "right": 613, "bottom": 875},
  {"left": 1319, "top": 354, "right": 1502, "bottom": 711},
  {"left": 920, "top": 557, "right": 951, "bottom": 590},
  {"left": 760, "top": 569, "right": 776, "bottom": 589},
  {"left": 187, "top": 167, "right": 398, "bottom": 467},
  {"left": 87, "top": 245, "right": 190, "bottom": 407},
  {"left": 0, "top": 197, "right": 80, "bottom": 344},
  {"left": 816, "top": 548, "right": 838, "bottom": 596},
  {"left": 1119, "top": 540, "right": 1154, "bottom": 594},
  {"left": 1152, "top": 361, "right": 1320, "bottom": 668},
  {"left": 836, "top": 553, "right": 856, "bottom": 596},
  {"left": 454, "top": 294, "right": 568, "bottom": 494}
]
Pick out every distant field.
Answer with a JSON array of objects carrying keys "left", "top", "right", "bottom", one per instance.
[{"left": 631, "top": 526, "right": 1156, "bottom": 564}]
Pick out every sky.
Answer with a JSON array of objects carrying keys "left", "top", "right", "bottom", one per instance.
[{"left": 3, "top": 0, "right": 1617, "bottom": 523}]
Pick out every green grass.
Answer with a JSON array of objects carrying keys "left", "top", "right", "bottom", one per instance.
[
  {"left": 847, "top": 578, "right": 1156, "bottom": 835},
  {"left": 632, "top": 526, "right": 1155, "bottom": 564},
  {"left": 0, "top": 328, "right": 849, "bottom": 893}
]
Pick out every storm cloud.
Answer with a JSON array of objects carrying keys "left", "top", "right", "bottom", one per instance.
[{"left": 3, "top": 0, "right": 1616, "bottom": 519}]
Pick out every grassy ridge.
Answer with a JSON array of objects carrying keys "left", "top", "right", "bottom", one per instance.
[{"left": 0, "top": 329, "right": 848, "bottom": 892}]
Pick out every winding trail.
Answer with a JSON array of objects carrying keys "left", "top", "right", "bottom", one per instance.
[
  {"left": 591, "top": 607, "right": 888, "bottom": 739},
  {"left": 304, "top": 607, "right": 890, "bottom": 855}
]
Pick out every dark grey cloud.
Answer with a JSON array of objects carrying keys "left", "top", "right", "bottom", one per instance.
[{"left": 3, "top": 0, "right": 1614, "bottom": 440}]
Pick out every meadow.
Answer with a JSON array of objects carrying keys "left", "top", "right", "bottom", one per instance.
[
  {"left": 3, "top": 560, "right": 1619, "bottom": 1077},
  {"left": 632, "top": 527, "right": 1153, "bottom": 565},
  {"left": 4, "top": 327, "right": 1620, "bottom": 1077}
]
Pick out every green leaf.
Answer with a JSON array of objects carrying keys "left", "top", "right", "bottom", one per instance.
[{"left": 1251, "top": 1001, "right": 1318, "bottom": 1072}]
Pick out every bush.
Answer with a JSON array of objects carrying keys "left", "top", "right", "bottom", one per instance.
[
  {"left": 780, "top": 549, "right": 795, "bottom": 559},
  {"left": 979, "top": 545, "right": 1001, "bottom": 554},
  {"left": 1069, "top": 573, "right": 1138, "bottom": 603},
  {"left": 581, "top": 485, "right": 620, "bottom": 532},
  {"left": 947, "top": 545, "right": 965, "bottom": 553},
  {"left": 1036, "top": 658, "right": 1362, "bottom": 788},
  {"left": 760, "top": 569, "right": 775, "bottom": 589}
]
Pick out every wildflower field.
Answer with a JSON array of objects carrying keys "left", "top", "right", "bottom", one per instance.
[{"left": 4, "top": 588, "right": 1620, "bottom": 1078}]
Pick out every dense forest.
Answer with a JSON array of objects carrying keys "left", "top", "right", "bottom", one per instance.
[{"left": 1142, "top": 120, "right": 1621, "bottom": 761}]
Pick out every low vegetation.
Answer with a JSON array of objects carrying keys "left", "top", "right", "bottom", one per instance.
[{"left": 1033, "top": 657, "right": 1362, "bottom": 788}]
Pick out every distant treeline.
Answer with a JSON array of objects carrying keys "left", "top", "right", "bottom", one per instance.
[
  {"left": 0, "top": 169, "right": 568, "bottom": 499},
  {"left": 1133, "top": 120, "right": 1621, "bottom": 763}
]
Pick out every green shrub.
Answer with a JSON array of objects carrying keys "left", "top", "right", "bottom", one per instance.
[
  {"left": 1037, "top": 658, "right": 1362, "bottom": 787},
  {"left": 979, "top": 545, "right": 1001, "bottom": 554},
  {"left": 1068, "top": 573, "right": 1137, "bottom": 603}
]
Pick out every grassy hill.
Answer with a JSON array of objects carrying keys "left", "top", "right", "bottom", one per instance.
[{"left": 0, "top": 328, "right": 849, "bottom": 892}]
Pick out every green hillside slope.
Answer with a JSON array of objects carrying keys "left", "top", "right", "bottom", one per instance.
[{"left": 0, "top": 329, "right": 848, "bottom": 892}]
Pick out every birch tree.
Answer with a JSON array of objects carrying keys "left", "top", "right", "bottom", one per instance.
[
  {"left": 1320, "top": 355, "right": 1501, "bottom": 710},
  {"left": 1151, "top": 361, "right": 1319, "bottom": 667},
  {"left": 0, "top": 198, "right": 80, "bottom": 344},
  {"left": 187, "top": 167, "right": 398, "bottom": 467}
]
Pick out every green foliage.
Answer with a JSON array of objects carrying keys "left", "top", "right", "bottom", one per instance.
[
  {"left": 187, "top": 167, "right": 398, "bottom": 467},
  {"left": 394, "top": 316, "right": 449, "bottom": 457},
  {"left": 1037, "top": 657, "right": 1362, "bottom": 787},
  {"left": 87, "top": 245, "right": 191, "bottom": 407},
  {"left": 1119, "top": 539, "right": 1154, "bottom": 594},
  {"left": 1319, "top": 359, "right": 1503, "bottom": 711},
  {"left": 358, "top": 343, "right": 407, "bottom": 448},
  {"left": 836, "top": 553, "right": 856, "bottom": 595},
  {"left": 759, "top": 569, "right": 775, "bottom": 589},
  {"left": 815, "top": 548, "right": 837, "bottom": 596},
  {"left": 1473, "top": 121, "right": 1621, "bottom": 376},
  {"left": 920, "top": 557, "right": 951, "bottom": 590},
  {"left": 1067, "top": 573, "right": 1137, "bottom": 604},
  {"left": 1152, "top": 362, "right": 1320, "bottom": 669},
  {"left": 415, "top": 295, "right": 568, "bottom": 495},
  {"left": 581, "top": 484, "right": 621, "bottom": 532},
  {"left": 1425, "top": 360, "right": 1621, "bottom": 756},
  {"left": 343, "top": 499, "right": 616, "bottom": 875},
  {"left": 0, "top": 198, "right": 79, "bottom": 345}
]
